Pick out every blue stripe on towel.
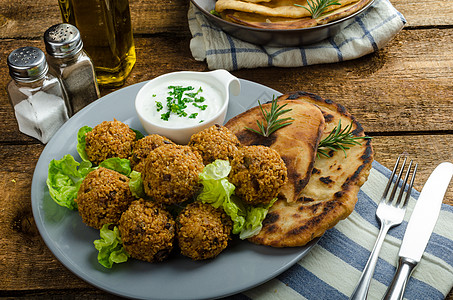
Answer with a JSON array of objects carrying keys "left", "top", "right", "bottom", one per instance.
[
  {"left": 265, "top": 45, "right": 274, "bottom": 66},
  {"left": 318, "top": 228, "right": 445, "bottom": 299},
  {"left": 443, "top": 204, "right": 453, "bottom": 214},
  {"left": 425, "top": 232, "right": 453, "bottom": 268},
  {"left": 226, "top": 35, "right": 238, "bottom": 70},
  {"left": 369, "top": 161, "right": 453, "bottom": 266},
  {"left": 354, "top": 192, "right": 453, "bottom": 269},
  {"left": 300, "top": 48, "right": 308, "bottom": 66},
  {"left": 278, "top": 263, "right": 348, "bottom": 299},
  {"left": 355, "top": 15, "right": 379, "bottom": 52},
  {"left": 328, "top": 38, "right": 343, "bottom": 62}
]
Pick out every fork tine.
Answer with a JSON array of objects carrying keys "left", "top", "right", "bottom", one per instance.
[
  {"left": 401, "top": 162, "right": 418, "bottom": 208},
  {"left": 387, "top": 156, "right": 407, "bottom": 203},
  {"left": 381, "top": 155, "right": 402, "bottom": 200},
  {"left": 395, "top": 160, "right": 413, "bottom": 206},
  {"left": 350, "top": 155, "right": 417, "bottom": 300}
]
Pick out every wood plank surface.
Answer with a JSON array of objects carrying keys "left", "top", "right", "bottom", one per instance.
[
  {"left": 0, "top": 0, "right": 452, "bottom": 39},
  {"left": 0, "top": 28, "right": 452, "bottom": 143}
]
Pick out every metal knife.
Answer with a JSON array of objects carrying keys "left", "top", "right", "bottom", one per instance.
[{"left": 383, "top": 162, "right": 453, "bottom": 300}]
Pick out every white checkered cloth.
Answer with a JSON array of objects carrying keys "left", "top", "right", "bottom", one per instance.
[{"left": 188, "top": 0, "right": 406, "bottom": 71}]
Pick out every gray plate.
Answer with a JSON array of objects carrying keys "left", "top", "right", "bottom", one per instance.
[
  {"left": 191, "top": 0, "right": 375, "bottom": 47},
  {"left": 31, "top": 79, "right": 319, "bottom": 300}
]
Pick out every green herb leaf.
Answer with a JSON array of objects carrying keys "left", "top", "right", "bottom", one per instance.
[
  {"left": 46, "top": 154, "right": 94, "bottom": 210},
  {"left": 159, "top": 85, "right": 207, "bottom": 121},
  {"left": 99, "top": 157, "right": 132, "bottom": 176},
  {"left": 245, "top": 96, "right": 294, "bottom": 137},
  {"left": 197, "top": 159, "right": 277, "bottom": 239},
  {"left": 76, "top": 125, "right": 92, "bottom": 162},
  {"left": 210, "top": 9, "right": 221, "bottom": 17},
  {"left": 295, "top": 0, "right": 341, "bottom": 19},
  {"left": 317, "top": 120, "right": 371, "bottom": 158},
  {"left": 129, "top": 170, "right": 145, "bottom": 198},
  {"left": 193, "top": 103, "right": 207, "bottom": 110},
  {"left": 131, "top": 128, "right": 145, "bottom": 140},
  {"left": 94, "top": 224, "right": 129, "bottom": 268}
]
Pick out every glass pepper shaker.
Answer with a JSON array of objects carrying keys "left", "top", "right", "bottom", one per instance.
[
  {"left": 6, "top": 46, "right": 69, "bottom": 144},
  {"left": 44, "top": 23, "right": 100, "bottom": 115}
]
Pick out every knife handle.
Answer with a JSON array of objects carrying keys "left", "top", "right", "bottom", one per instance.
[{"left": 382, "top": 257, "right": 418, "bottom": 300}]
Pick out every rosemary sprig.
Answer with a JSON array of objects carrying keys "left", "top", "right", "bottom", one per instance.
[
  {"left": 246, "top": 96, "right": 294, "bottom": 137},
  {"left": 317, "top": 119, "right": 371, "bottom": 158},
  {"left": 295, "top": 0, "right": 341, "bottom": 19}
]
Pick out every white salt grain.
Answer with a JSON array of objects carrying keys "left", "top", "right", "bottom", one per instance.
[{"left": 14, "top": 91, "right": 68, "bottom": 144}]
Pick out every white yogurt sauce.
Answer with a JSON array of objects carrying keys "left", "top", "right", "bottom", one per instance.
[{"left": 141, "top": 79, "right": 223, "bottom": 128}]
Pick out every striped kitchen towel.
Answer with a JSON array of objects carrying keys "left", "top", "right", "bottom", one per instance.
[
  {"left": 188, "top": 0, "right": 406, "bottom": 71},
  {"left": 228, "top": 160, "right": 453, "bottom": 299}
]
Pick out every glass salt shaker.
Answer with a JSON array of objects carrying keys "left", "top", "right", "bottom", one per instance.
[
  {"left": 6, "top": 46, "right": 69, "bottom": 144},
  {"left": 44, "top": 23, "right": 100, "bottom": 115}
]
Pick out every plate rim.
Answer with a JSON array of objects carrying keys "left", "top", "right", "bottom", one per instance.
[{"left": 31, "top": 78, "right": 319, "bottom": 300}]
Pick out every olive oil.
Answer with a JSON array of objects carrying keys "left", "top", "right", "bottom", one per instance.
[{"left": 58, "top": 0, "right": 136, "bottom": 87}]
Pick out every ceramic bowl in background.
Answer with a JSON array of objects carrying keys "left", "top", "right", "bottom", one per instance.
[
  {"left": 190, "top": 0, "right": 375, "bottom": 47},
  {"left": 135, "top": 70, "right": 241, "bottom": 144}
]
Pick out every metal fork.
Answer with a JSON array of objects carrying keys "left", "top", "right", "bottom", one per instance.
[{"left": 350, "top": 155, "right": 417, "bottom": 300}]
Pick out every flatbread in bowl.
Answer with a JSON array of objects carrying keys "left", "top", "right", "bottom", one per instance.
[
  {"left": 215, "top": 0, "right": 373, "bottom": 30},
  {"left": 225, "top": 91, "right": 373, "bottom": 247},
  {"left": 190, "top": 0, "right": 376, "bottom": 46}
]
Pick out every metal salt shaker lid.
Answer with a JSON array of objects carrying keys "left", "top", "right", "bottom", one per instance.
[
  {"left": 44, "top": 23, "right": 83, "bottom": 58},
  {"left": 7, "top": 46, "right": 49, "bottom": 82}
]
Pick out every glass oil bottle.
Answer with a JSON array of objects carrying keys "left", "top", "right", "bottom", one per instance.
[{"left": 58, "top": 0, "right": 136, "bottom": 87}]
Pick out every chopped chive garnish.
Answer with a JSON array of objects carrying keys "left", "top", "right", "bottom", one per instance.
[
  {"left": 156, "top": 102, "right": 163, "bottom": 111},
  {"left": 156, "top": 85, "right": 208, "bottom": 121}
]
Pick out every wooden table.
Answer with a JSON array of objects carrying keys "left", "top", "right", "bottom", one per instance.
[{"left": 0, "top": 0, "right": 452, "bottom": 298}]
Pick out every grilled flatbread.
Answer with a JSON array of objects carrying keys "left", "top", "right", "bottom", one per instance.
[
  {"left": 227, "top": 91, "right": 373, "bottom": 247},
  {"left": 225, "top": 100, "right": 325, "bottom": 204}
]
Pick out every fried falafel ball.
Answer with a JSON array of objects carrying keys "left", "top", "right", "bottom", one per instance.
[
  {"left": 142, "top": 144, "right": 204, "bottom": 205},
  {"left": 176, "top": 202, "right": 232, "bottom": 260},
  {"left": 129, "top": 134, "right": 175, "bottom": 173},
  {"left": 228, "top": 145, "right": 287, "bottom": 206},
  {"left": 85, "top": 119, "right": 136, "bottom": 165},
  {"left": 189, "top": 124, "right": 241, "bottom": 165},
  {"left": 119, "top": 199, "right": 175, "bottom": 263},
  {"left": 76, "top": 167, "right": 136, "bottom": 229}
]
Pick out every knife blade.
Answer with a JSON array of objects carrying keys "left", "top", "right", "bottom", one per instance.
[{"left": 383, "top": 162, "right": 453, "bottom": 300}]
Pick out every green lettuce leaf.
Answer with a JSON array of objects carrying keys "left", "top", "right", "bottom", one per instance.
[
  {"left": 198, "top": 160, "right": 235, "bottom": 208},
  {"left": 198, "top": 159, "right": 275, "bottom": 239},
  {"left": 224, "top": 195, "right": 246, "bottom": 235},
  {"left": 76, "top": 125, "right": 92, "bottom": 162},
  {"left": 94, "top": 224, "right": 129, "bottom": 268},
  {"left": 239, "top": 198, "right": 277, "bottom": 239},
  {"left": 132, "top": 128, "right": 145, "bottom": 140},
  {"left": 198, "top": 160, "right": 245, "bottom": 232},
  {"left": 129, "top": 170, "right": 145, "bottom": 198},
  {"left": 46, "top": 155, "right": 135, "bottom": 210},
  {"left": 99, "top": 157, "right": 132, "bottom": 176},
  {"left": 46, "top": 154, "right": 94, "bottom": 210}
]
